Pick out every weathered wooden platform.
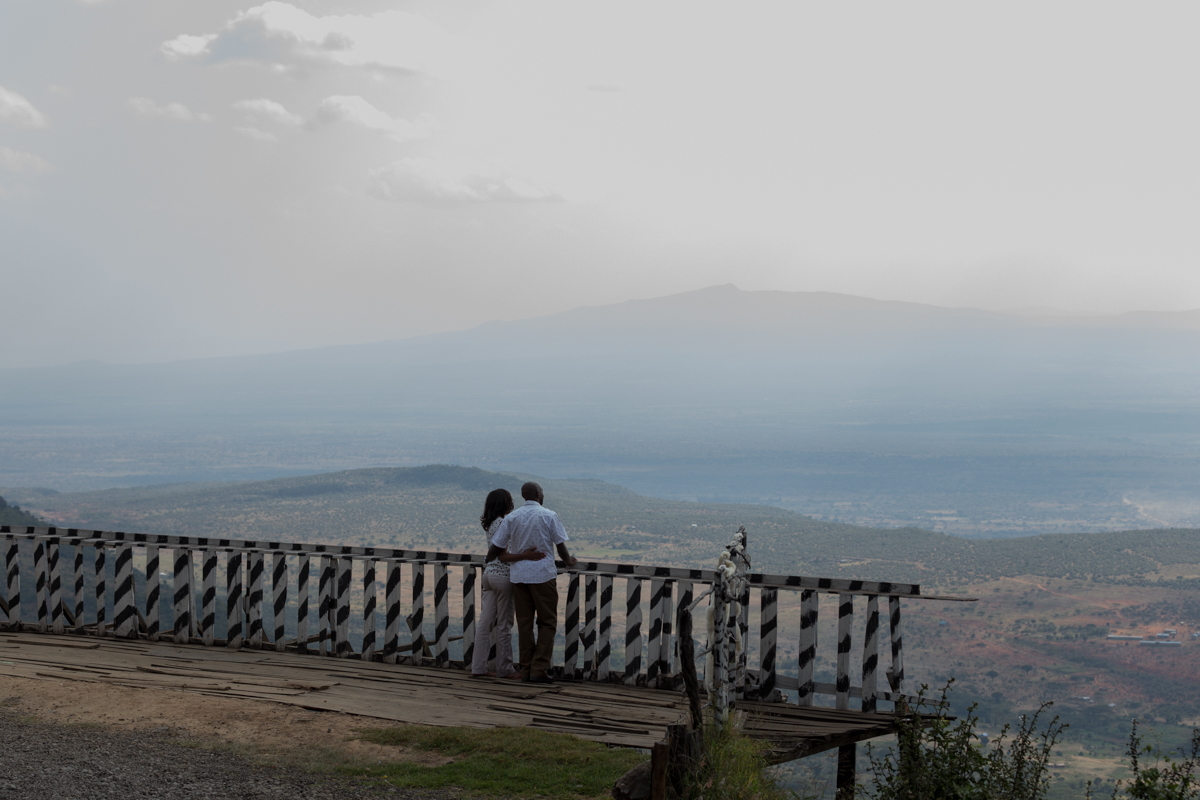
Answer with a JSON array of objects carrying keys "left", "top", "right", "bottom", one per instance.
[{"left": 0, "top": 632, "right": 905, "bottom": 759}]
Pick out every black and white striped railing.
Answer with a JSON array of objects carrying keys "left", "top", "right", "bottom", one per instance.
[{"left": 1, "top": 524, "right": 930, "bottom": 707}]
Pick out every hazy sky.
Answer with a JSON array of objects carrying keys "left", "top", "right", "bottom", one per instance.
[{"left": 2, "top": 1, "right": 1198, "bottom": 367}]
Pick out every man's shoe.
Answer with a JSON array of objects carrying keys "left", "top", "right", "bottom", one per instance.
[{"left": 526, "top": 675, "right": 555, "bottom": 685}]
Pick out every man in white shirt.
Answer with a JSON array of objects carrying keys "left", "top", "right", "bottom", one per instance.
[{"left": 487, "top": 481, "right": 578, "bottom": 683}]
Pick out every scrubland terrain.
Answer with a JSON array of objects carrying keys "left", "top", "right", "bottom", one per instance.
[{"left": 5, "top": 464, "right": 1200, "bottom": 795}]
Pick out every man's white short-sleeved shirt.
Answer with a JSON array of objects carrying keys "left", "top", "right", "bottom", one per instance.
[{"left": 491, "top": 500, "right": 568, "bottom": 585}]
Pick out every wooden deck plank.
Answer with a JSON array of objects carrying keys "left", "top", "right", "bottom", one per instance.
[{"left": 0, "top": 633, "right": 915, "bottom": 759}]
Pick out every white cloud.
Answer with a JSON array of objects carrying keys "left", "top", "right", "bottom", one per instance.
[
  {"left": 369, "top": 158, "right": 560, "bottom": 205},
  {"left": 160, "top": 2, "right": 449, "bottom": 75},
  {"left": 161, "top": 33, "right": 217, "bottom": 60},
  {"left": 312, "top": 96, "right": 433, "bottom": 142},
  {"left": 0, "top": 85, "right": 48, "bottom": 128},
  {"left": 233, "top": 98, "right": 302, "bottom": 126},
  {"left": 0, "top": 145, "right": 50, "bottom": 173},
  {"left": 128, "top": 97, "right": 212, "bottom": 123},
  {"left": 236, "top": 126, "right": 278, "bottom": 143}
]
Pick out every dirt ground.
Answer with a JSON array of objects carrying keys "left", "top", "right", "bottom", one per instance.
[{"left": 0, "top": 674, "right": 452, "bottom": 769}]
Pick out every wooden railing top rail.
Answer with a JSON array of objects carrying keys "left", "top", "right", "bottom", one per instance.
[{"left": 0, "top": 525, "right": 922, "bottom": 597}]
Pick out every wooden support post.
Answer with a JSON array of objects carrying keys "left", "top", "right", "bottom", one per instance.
[
  {"left": 797, "top": 589, "right": 818, "bottom": 705},
  {"left": 384, "top": 561, "right": 402, "bottom": 663},
  {"left": 674, "top": 580, "right": 693, "bottom": 690},
  {"left": 583, "top": 574, "right": 597, "bottom": 680},
  {"left": 335, "top": 557, "right": 352, "bottom": 658},
  {"left": 247, "top": 551, "right": 264, "bottom": 648},
  {"left": 33, "top": 540, "right": 47, "bottom": 632},
  {"left": 408, "top": 561, "right": 426, "bottom": 664},
  {"left": 862, "top": 596, "right": 879, "bottom": 713},
  {"left": 433, "top": 563, "right": 449, "bottom": 667},
  {"left": 676, "top": 603, "right": 703, "bottom": 730},
  {"left": 362, "top": 558, "right": 377, "bottom": 661},
  {"left": 758, "top": 587, "right": 778, "bottom": 700},
  {"left": 200, "top": 550, "right": 218, "bottom": 645},
  {"left": 272, "top": 552, "right": 288, "bottom": 651},
  {"left": 113, "top": 544, "right": 136, "bottom": 638},
  {"left": 597, "top": 575, "right": 612, "bottom": 681},
  {"left": 48, "top": 541, "right": 64, "bottom": 634},
  {"left": 144, "top": 546, "right": 160, "bottom": 640},
  {"left": 646, "top": 577, "right": 664, "bottom": 687},
  {"left": 94, "top": 545, "right": 107, "bottom": 637},
  {"left": 460, "top": 565, "right": 476, "bottom": 668},
  {"left": 564, "top": 573, "right": 580, "bottom": 678},
  {"left": 2, "top": 537, "right": 17, "bottom": 629},
  {"left": 650, "top": 741, "right": 669, "bottom": 800},
  {"left": 226, "top": 551, "right": 243, "bottom": 649},
  {"left": 296, "top": 555, "right": 310, "bottom": 654},
  {"left": 888, "top": 596, "right": 905, "bottom": 695},
  {"left": 624, "top": 577, "right": 643, "bottom": 685},
  {"left": 837, "top": 746, "right": 857, "bottom": 800}
]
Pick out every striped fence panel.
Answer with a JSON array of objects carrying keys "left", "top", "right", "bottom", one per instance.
[
  {"left": 564, "top": 574, "right": 581, "bottom": 678},
  {"left": 33, "top": 541, "right": 47, "bottom": 632},
  {"left": 646, "top": 578, "right": 664, "bottom": 687},
  {"left": 461, "top": 565, "right": 476, "bottom": 669},
  {"left": 433, "top": 563, "right": 449, "bottom": 667},
  {"left": 94, "top": 545, "right": 107, "bottom": 637},
  {"left": 362, "top": 558, "right": 377, "bottom": 661},
  {"left": 48, "top": 542, "right": 64, "bottom": 634},
  {"left": 888, "top": 595, "right": 905, "bottom": 695},
  {"left": 201, "top": 550, "right": 218, "bottom": 645},
  {"left": 624, "top": 577, "right": 642, "bottom": 685},
  {"left": 226, "top": 551, "right": 244, "bottom": 649},
  {"left": 248, "top": 552, "right": 265, "bottom": 648},
  {"left": 297, "top": 555, "right": 310, "bottom": 654},
  {"left": 408, "top": 562, "right": 426, "bottom": 664},
  {"left": 384, "top": 561, "right": 402, "bottom": 663},
  {"left": 583, "top": 575, "right": 598, "bottom": 681},
  {"left": 862, "top": 595, "right": 880, "bottom": 713},
  {"left": 2, "top": 537, "right": 17, "bottom": 628},
  {"left": 758, "top": 588, "right": 778, "bottom": 699},
  {"left": 173, "top": 548, "right": 191, "bottom": 644},
  {"left": 113, "top": 544, "right": 136, "bottom": 638},
  {"left": 272, "top": 553, "right": 288, "bottom": 651},
  {"left": 319, "top": 557, "right": 334, "bottom": 657},
  {"left": 597, "top": 576, "right": 612, "bottom": 681},
  {"left": 145, "top": 546, "right": 160, "bottom": 640},
  {"left": 335, "top": 557, "right": 352, "bottom": 658},
  {"left": 658, "top": 580, "right": 674, "bottom": 688},
  {"left": 835, "top": 594, "right": 853, "bottom": 711},
  {"left": 72, "top": 542, "right": 86, "bottom": 634},
  {"left": 797, "top": 589, "right": 818, "bottom": 706}
]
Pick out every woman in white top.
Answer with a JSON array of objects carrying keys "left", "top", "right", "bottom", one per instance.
[{"left": 471, "top": 488, "right": 536, "bottom": 678}]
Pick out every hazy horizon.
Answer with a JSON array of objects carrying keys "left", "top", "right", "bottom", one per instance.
[{"left": 5, "top": 2, "right": 1200, "bottom": 368}]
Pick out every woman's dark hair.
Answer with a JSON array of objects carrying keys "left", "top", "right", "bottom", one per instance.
[{"left": 480, "top": 488, "right": 515, "bottom": 531}]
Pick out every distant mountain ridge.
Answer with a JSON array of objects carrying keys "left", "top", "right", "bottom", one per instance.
[
  {"left": 6, "top": 465, "right": 1200, "bottom": 589},
  {"left": 2, "top": 286, "right": 1199, "bottom": 536}
]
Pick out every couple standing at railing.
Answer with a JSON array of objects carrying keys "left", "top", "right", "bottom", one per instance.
[{"left": 471, "top": 481, "right": 578, "bottom": 684}]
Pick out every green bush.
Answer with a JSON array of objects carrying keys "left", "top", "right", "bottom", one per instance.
[
  {"left": 1090, "top": 721, "right": 1200, "bottom": 800},
  {"left": 865, "top": 680, "right": 1065, "bottom": 800},
  {"left": 675, "top": 717, "right": 814, "bottom": 800}
]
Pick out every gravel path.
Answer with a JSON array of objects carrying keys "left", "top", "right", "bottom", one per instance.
[{"left": 0, "top": 710, "right": 471, "bottom": 800}]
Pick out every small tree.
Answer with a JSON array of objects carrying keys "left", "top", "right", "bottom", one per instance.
[
  {"left": 1091, "top": 721, "right": 1200, "bottom": 800},
  {"left": 865, "top": 680, "right": 1065, "bottom": 800}
]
